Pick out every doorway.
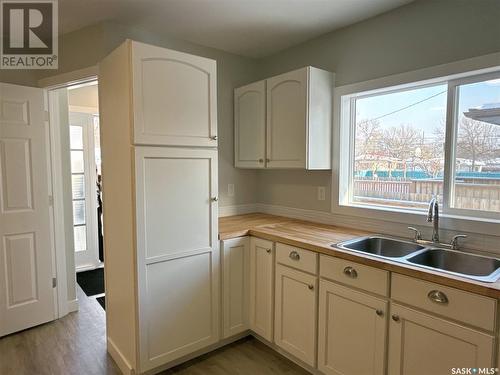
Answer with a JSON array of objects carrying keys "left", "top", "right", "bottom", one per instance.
[{"left": 50, "top": 79, "right": 105, "bottom": 310}]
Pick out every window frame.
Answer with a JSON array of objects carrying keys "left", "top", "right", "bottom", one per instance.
[{"left": 335, "top": 64, "right": 500, "bottom": 228}]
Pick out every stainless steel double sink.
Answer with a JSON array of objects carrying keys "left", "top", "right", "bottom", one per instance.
[{"left": 334, "top": 236, "right": 500, "bottom": 283}]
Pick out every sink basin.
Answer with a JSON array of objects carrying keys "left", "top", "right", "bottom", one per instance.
[
  {"left": 335, "top": 236, "right": 426, "bottom": 258},
  {"left": 407, "top": 249, "right": 500, "bottom": 282}
]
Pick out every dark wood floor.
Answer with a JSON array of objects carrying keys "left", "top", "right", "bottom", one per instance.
[{"left": 0, "top": 287, "right": 308, "bottom": 375}]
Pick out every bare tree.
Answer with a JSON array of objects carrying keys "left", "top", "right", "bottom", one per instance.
[
  {"left": 355, "top": 119, "right": 382, "bottom": 157},
  {"left": 381, "top": 124, "right": 421, "bottom": 161},
  {"left": 456, "top": 117, "right": 500, "bottom": 169}
]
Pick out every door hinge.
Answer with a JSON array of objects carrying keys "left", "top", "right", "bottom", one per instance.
[
  {"left": 48, "top": 195, "right": 54, "bottom": 206},
  {"left": 52, "top": 277, "right": 57, "bottom": 288}
]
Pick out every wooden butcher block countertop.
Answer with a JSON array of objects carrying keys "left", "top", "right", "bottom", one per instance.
[{"left": 219, "top": 213, "right": 500, "bottom": 299}]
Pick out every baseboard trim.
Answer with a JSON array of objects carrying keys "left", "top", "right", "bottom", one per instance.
[
  {"left": 219, "top": 203, "right": 258, "bottom": 217},
  {"left": 67, "top": 298, "right": 79, "bottom": 313},
  {"left": 107, "top": 337, "right": 135, "bottom": 375}
]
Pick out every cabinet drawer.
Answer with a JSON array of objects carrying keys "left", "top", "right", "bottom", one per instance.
[
  {"left": 276, "top": 242, "right": 318, "bottom": 274},
  {"left": 320, "top": 255, "right": 389, "bottom": 297},
  {"left": 391, "top": 273, "right": 496, "bottom": 331}
]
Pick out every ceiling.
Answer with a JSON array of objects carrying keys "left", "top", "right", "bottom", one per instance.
[{"left": 59, "top": 0, "right": 414, "bottom": 58}]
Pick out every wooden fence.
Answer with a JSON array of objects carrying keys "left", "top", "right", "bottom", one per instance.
[{"left": 354, "top": 178, "right": 500, "bottom": 212}]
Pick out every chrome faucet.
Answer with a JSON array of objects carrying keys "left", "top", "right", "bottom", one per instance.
[{"left": 427, "top": 197, "right": 439, "bottom": 243}]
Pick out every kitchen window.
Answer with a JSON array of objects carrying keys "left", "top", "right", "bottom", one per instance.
[{"left": 339, "top": 71, "right": 500, "bottom": 220}]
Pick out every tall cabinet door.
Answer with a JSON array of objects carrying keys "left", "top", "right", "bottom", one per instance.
[
  {"left": 388, "top": 304, "right": 494, "bottom": 375},
  {"left": 234, "top": 81, "right": 266, "bottom": 168},
  {"left": 266, "top": 68, "right": 307, "bottom": 169},
  {"left": 135, "top": 146, "right": 219, "bottom": 372},
  {"left": 249, "top": 237, "right": 274, "bottom": 341},
  {"left": 318, "top": 280, "right": 388, "bottom": 375},
  {"left": 221, "top": 237, "right": 249, "bottom": 338},
  {"left": 132, "top": 41, "right": 217, "bottom": 147},
  {"left": 274, "top": 264, "right": 317, "bottom": 367}
]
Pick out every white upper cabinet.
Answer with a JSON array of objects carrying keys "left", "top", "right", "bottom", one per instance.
[
  {"left": 132, "top": 41, "right": 217, "bottom": 147},
  {"left": 234, "top": 81, "right": 266, "bottom": 168},
  {"left": 234, "top": 66, "right": 334, "bottom": 170}
]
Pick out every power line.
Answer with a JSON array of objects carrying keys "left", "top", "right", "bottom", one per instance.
[{"left": 370, "top": 90, "right": 447, "bottom": 122}]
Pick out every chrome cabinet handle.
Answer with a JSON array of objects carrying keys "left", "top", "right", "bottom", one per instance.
[
  {"left": 343, "top": 266, "right": 358, "bottom": 279},
  {"left": 258, "top": 158, "right": 264, "bottom": 163},
  {"left": 289, "top": 251, "right": 300, "bottom": 261},
  {"left": 308, "top": 284, "right": 314, "bottom": 290},
  {"left": 392, "top": 314, "right": 400, "bottom": 322},
  {"left": 376, "top": 309, "right": 384, "bottom": 317},
  {"left": 211, "top": 197, "right": 218, "bottom": 202},
  {"left": 427, "top": 290, "right": 449, "bottom": 304},
  {"left": 266, "top": 248, "right": 271, "bottom": 254},
  {"left": 210, "top": 135, "right": 217, "bottom": 140}
]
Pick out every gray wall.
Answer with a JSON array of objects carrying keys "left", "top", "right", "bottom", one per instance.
[{"left": 256, "top": 0, "right": 500, "bottom": 212}]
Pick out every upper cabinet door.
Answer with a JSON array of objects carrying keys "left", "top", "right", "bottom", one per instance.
[
  {"left": 266, "top": 68, "right": 307, "bottom": 169},
  {"left": 132, "top": 41, "right": 217, "bottom": 147},
  {"left": 234, "top": 81, "right": 266, "bottom": 168}
]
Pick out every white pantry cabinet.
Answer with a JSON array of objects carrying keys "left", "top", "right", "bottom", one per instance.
[
  {"left": 234, "top": 81, "right": 266, "bottom": 168},
  {"left": 274, "top": 264, "right": 317, "bottom": 367},
  {"left": 234, "top": 66, "right": 334, "bottom": 170},
  {"left": 249, "top": 237, "right": 275, "bottom": 341},
  {"left": 318, "top": 280, "right": 387, "bottom": 375},
  {"left": 99, "top": 40, "right": 219, "bottom": 375},
  {"left": 388, "top": 303, "right": 494, "bottom": 375},
  {"left": 132, "top": 40, "right": 217, "bottom": 147},
  {"left": 135, "top": 147, "right": 219, "bottom": 371},
  {"left": 221, "top": 237, "right": 250, "bottom": 338}
]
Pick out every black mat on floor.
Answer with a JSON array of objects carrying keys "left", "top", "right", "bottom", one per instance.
[
  {"left": 96, "top": 296, "right": 105, "bottom": 310},
  {"left": 76, "top": 268, "right": 104, "bottom": 297}
]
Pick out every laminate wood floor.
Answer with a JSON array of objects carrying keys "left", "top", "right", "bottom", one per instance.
[{"left": 0, "top": 286, "right": 308, "bottom": 375}]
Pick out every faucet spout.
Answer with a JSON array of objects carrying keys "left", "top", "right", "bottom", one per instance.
[{"left": 427, "top": 197, "right": 439, "bottom": 242}]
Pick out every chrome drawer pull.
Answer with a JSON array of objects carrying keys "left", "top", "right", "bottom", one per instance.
[
  {"left": 392, "top": 314, "right": 400, "bottom": 322},
  {"left": 376, "top": 309, "right": 384, "bottom": 317},
  {"left": 308, "top": 284, "right": 314, "bottom": 290},
  {"left": 266, "top": 248, "right": 272, "bottom": 254},
  {"left": 427, "top": 290, "right": 449, "bottom": 305},
  {"left": 343, "top": 266, "right": 358, "bottom": 279},
  {"left": 289, "top": 251, "right": 300, "bottom": 261}
]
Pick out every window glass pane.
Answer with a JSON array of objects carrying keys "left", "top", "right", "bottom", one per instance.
[
  {"left": 352, "top": 84, "right": 447, "bottom": 209},
  {"left": 70, "top": 125, "right": 83, "bottom": 150},
  {"left": 452, "top": 78, "right": 500, "bottom": 212},
  {"left": 73, "top": 200, "right": 86, "bottom": 225},
  {"left": 71, "top": 150, "right": 84, "bottom": 173},
  {"left": 74, "top": 225, "right": 86, "bottom": 252},
  {"left": 71, "top": 174, "right": 85, "bottom": 199}
]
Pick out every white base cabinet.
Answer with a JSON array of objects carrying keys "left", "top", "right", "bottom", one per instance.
[
  {"left": 318, "top": 280, "right": 388, "bottom": 375},
  {"left": 274, "top": 264, "right": 318, "bottom": 367},
  {"left": 249, "top": 237, "right": 274, "bottom": 341},
  {"left": 221, "top": 237, "right": 250, "bottom": 338},
  {"left": 388, "top": 303, "right": 495, "bottom": 375}
]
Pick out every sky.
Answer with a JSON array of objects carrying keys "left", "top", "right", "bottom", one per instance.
[{"left": 355, "top": 78, "right": 500, "bottom": 140}]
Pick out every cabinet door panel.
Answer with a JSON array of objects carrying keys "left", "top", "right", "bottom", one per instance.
[
  {"left": 274, "top": 264, "right": 317, "bottom": 366},
  {"left": 234, "top": 81, "right": 266, "bottom": 168},
  {"left": 388, "top": 304, "right": 494, "bottom": 375},
  {"left": 222, "top": 237, "right": 249, "bottom": 338},
  {"left": 266, "top": 68, "right": 307, "bottom": 168},
  {"left": 135, "top": 147, "right": 219, "bottom": 372},
  {"left": 249, "top": 237, "right": 274, "bottom": 341},
  {"left": 318, "top": 280, "right": 387, "bottom": 375},
  {"left": 132, "top": 41, "right": 217, "bottom": 147}
]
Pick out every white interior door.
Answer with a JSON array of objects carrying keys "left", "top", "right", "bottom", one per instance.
[
  {"left": 135, "top": 146, "right": 219, "bottom": 372},
  {"left": 69, "top": 112, "right": 100, "bottom": 271},
  {"left": 0, "top": 83, "right": 55, "bottom": 336}
]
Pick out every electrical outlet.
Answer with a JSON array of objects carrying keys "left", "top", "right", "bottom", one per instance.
[
  {"left": 228, "top": 184, "right": 235, "bottom": 197},
  {"left": 318, "top": 186, "right": 326, "bottom": 201}
]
